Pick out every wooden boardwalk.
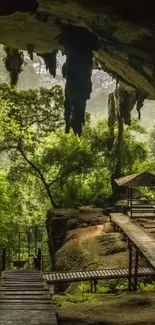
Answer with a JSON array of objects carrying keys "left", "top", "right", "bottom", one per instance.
[
  {"left": 43, "top": 267, "right": 155, "bottom": 283},
  {"left": 0, "top": 270, "right": 57, "bottom": 325},
  {"left": 111, "top": 213, "right": 155, "bottom": 269}
]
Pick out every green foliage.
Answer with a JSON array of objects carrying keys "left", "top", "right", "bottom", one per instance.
[
  {"left": 0, "top": 83, "right": 151, "bottom": 261},
  {"left": 149, "top": 125, "right": 155, "bottom": 157},
  {"left": 77, "top": 279, "right": 128, "bottom": 294},
  {"left": 0, "top": 87, "right": 150, "bottom": 211},
  {"left": 139, "top": 281, "right": 155, "bottom": 291}
]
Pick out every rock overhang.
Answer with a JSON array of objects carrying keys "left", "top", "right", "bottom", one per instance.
[{"left": 0, "top": 0, "right": 155, "bottom": 133}]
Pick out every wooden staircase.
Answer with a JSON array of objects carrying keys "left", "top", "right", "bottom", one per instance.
[{"left": 0, "top": 270, "right": 57, "bottom": 324}]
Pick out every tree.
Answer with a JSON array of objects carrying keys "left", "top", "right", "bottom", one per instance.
[
  {"left": 0, "top": 85, "right": 96, "bottom": 212},
  {"left": 0, "top": 83, "right": 64, "bottom": 207},
  {"left": 0, "top": 85, "right": 149, "bottom": 270},
  {"left": 85, "top": 118, "right": 148, "bottom": 198}
]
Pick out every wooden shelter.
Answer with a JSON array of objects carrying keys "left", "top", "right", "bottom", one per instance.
[{"left": 115, "top": 171, "right": 155, "bottom": 218}]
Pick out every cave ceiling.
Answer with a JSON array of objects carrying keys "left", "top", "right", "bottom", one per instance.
[
  {"left": 0, "top": 1, "right": 154, "bottom": 97},
  {"left": 0, "top": 0, "right": 155, "bottom": 134}
]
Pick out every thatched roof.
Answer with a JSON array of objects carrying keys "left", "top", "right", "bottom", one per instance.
[{"left": 115, "top": 171, "right": 155, "bottom": 187}]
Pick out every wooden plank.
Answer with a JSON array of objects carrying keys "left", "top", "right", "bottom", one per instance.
[
  {"left": 114, "top": 269, "right": 120, "bottom": 275},
  {"left": 2, "top": 278, "right": 43, "bottom": 281},
  {"left": 0, "top": 271, "right": 57, "bottom": 325},
  {"left": 0, "top": 296, "right": 51, "bottom": 300},
  {"left": 2, "top": 279, "right": 43, "bottom": 287},
  {"left": 0, "top": 289, "right": 50, "bottom": 294},
  {"left": 132, "top": 212, "right": 155, "bottom": 216},
  {"left": 144, "top": 228, "right": 155, "bottom": 232},
  {"left": 102, "top": 270, "right": 108, "bottom": 276},
  {"left": 0, "top": 304, "right": 54, "bottom": 310},
  {"left": 143, "top": 223, "right": 155, "bottom": 228},
  {"left": 0, "top": 299, "right": 52, "bottom": 303},
  {"left": 111, "top": 213, "right": 155, "bottom": 268},
  {"left": 44, "top": 266, "right": 155, "bottom": 285}
]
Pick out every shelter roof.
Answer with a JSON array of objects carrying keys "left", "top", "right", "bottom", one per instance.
[{"left": 115, "top": 171, "right": 155, "bottom": 187}]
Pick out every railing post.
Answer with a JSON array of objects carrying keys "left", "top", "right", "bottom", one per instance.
[
  {"left": 94, "top": 279, "right": 97, "bottom": 293},
  {"left": 38, "top": 248, "right": 41, "bottom": 271},
  {"left": 128, "top": 242, "right": 132, "bottom": 291},
  {"left": 90, "top": 280, "right": 93, "bottom": 293},
  {"left": 2, "top": 247, "right": 6, "bottom": 271},
  {"left": 134, "top": 249, "right": 139, "bottom": 291}
]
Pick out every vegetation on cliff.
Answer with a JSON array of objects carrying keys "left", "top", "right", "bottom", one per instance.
[
  {"left": 0, "top": 82, "right": 152, "bottom": 262},
  {"left": 0, "top": 76, "right": 154, "bottom": 271}
]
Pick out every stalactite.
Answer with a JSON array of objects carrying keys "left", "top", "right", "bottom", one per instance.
[
  {"left": 136, "top": 91, "right": 146, "bottom": 120},
  {"left": 107, "top": 93, "right": 116, "bottom": 150},
  {"left": 114, "top": 86, "right": 137, "bottom": 125},
  {"left": 108, "top": 86, "right": 144, "bottom": 145},
  {"left": 59, "top": 25, "right": 99, "bottom": 136},
  {"left": 3, "top": 46, "right": 24, "bottom": 87},
  {"left": 108, "top": 84, "right": 145, "bottom": 180},
  {"left": 26, "top": 44, "right": 34, "bottom": 60},
  {"left": 37, "top": 51, "right": 57, "bottom": 78}
]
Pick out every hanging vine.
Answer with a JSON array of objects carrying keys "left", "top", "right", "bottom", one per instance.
[{"left": 3, "top": 46, "right": 24, "bottom": 87}]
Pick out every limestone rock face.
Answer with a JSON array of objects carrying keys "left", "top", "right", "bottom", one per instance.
[
  {"left": 46, "top": 207, "right": 146, "bottom": 273},
  {"left": 46, "top": 207, "right": 107, "bottom": 269},
  {"left": 0, "top": 0, "right": 155, "bottom": 99}
]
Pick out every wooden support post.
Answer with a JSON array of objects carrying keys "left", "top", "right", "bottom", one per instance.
[
  {"left": 134, "top": 249, "right": 139, "bottom": 291},
  {"left": 94, "top": 279, "right": 97, "bottom": 293},
  {"left": 42, "top": 255, "right": 44, "bottom": 271},
  {"left": 38, "top": 248, "right": 42, "bottom": 271},
  {"left": 128, "top": 242, "right": 132, "bottom": 291},
  {"left": 18, "top": 232, "right": 21, "bottom": 267},
  {"left": 35, "top": 226, "right": 38, "bottom": 255},
  {"left": 2, "top": 247, "right": 6, "bottom": 271},
  {"left": 127, "top": 187, "right": 129, "bottom": 209},
  {"left": 28, "top": 230, "right": 30, "bottom": 270},
  {"left": 127, "top": 238, "right": 130, "bottom": 249},
  {"left": 8, "top": 236, "right": 10, "bottom": 270},
  {"left": 130, "top": 186, "right": 133, "bottom": 218},
  {"left": 90, "top": 280, "right": 93, "bottom": 293}
]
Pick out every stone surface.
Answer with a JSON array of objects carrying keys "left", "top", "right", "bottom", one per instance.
[{"left": 46, "top": 207, "right": 106, "bottom": 264}]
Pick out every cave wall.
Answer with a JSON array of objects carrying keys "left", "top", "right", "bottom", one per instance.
[
  {"left": 0, "top": 0, "right": 155, "bottom": 133},
  {"left": 0, "top": 0, "right": 154, "bottom": 99}
]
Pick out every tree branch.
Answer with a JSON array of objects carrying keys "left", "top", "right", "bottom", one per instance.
[
  {"left": 48, "top": 163, "right": 88, "bottom": 188},
  {"left": 17, "top": 138, "right": 57, "bottom": 208}
]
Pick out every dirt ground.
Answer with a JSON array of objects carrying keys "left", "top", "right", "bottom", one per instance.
[
  {"left": 55, "top": 292, "right": 155, "bottom": 325},
  {"left": 65, "top": 225, "right": 105, "bottom": 243}
]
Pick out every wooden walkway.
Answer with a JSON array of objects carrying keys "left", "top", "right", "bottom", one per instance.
[
  {"left": 43, "top": 267, "right": 155, "bottom": 283},
  {"left": 0, "top": 270, "right": 57, "bottom": 325},
  {"left": 110, "top": 213, "right": 155, "bottom": 269}
]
